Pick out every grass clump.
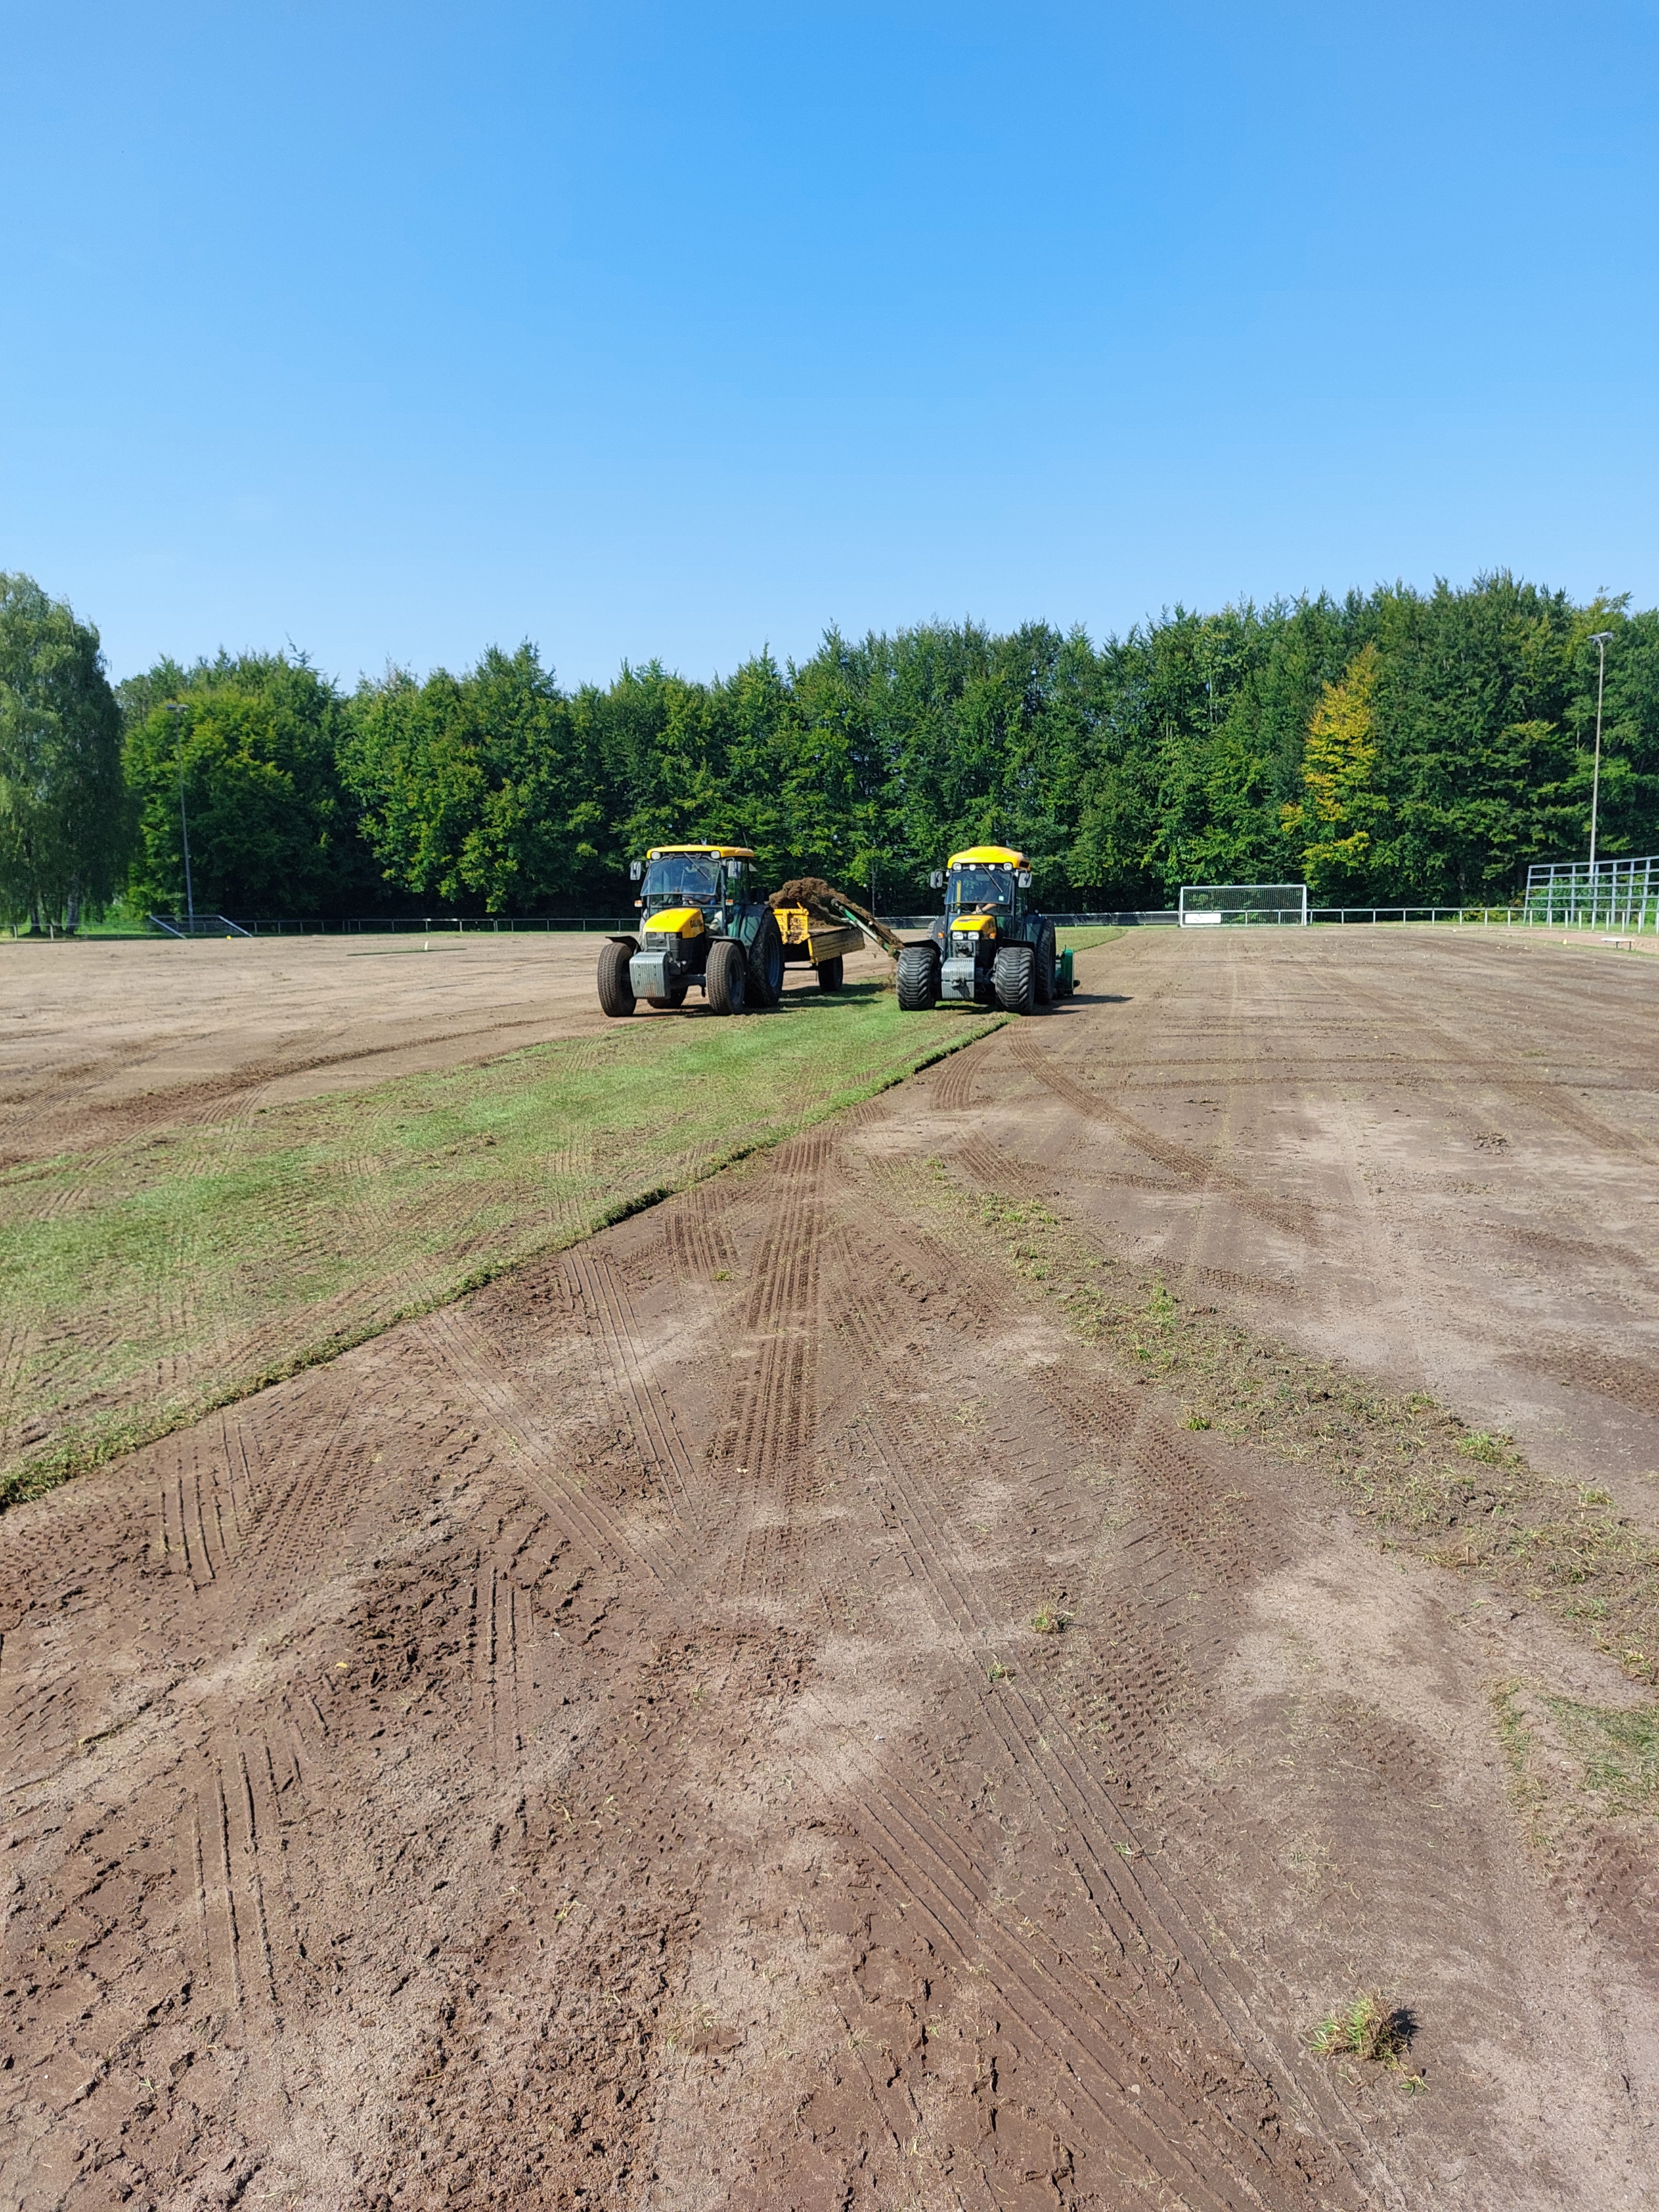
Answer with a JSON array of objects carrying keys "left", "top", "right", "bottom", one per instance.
[
  {"left": 1031, "top": 1604, "right": 1070, "bottom": 1636},
  {"left": 1545, "top": 1696, "right": 1659, "bottom": 1814},
  {"left": 1308, "top": 1994, "right": 1420, "bottom": 2087}
]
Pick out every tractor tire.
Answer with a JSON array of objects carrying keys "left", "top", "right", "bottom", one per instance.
[
  {"left": 815, "top": 955, "right": 844, "bottom": 993},
  {"left": 745, "top": 911, "right": 785, "bottom": 1006},
  {"left": 706, "top": 937, "right": 748, "bottom": 1015},
  {"left": 896, "top": 943, "right": 940, "bottom": 1011},
  {"left": 597, "top": 938, "right": 637, "bottom": 1018},
  {"left": 1033, "top": 919, "right": 1057, "bottom": 1004},
  {"left": 993, "top": 942, "right": 1036, "bottom": 1014}
]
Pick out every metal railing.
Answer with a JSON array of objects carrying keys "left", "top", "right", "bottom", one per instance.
[
  {"left": 132, "top": 903, "right": 1655, "bottom": 941},
  {"left": 1520, "top": 854, "right": 1658, "bottom": 932},
  {"left": 148, "top": 913, "right": 253, "bottom": 938},
  {"left": 141, "top": 908, "right": 1186, "bottom": 939},
  {"left": 1311, "top": 905, "right": 1654, "bottom": 933}
]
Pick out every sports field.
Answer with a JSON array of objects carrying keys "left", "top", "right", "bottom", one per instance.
[{"left": 2, "top": 925, "right": 1657, "bottom": 2209}]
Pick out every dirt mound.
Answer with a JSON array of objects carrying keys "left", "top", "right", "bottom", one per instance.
[{"left": 768, "top": 877, "right": 905, "bottom": 956}]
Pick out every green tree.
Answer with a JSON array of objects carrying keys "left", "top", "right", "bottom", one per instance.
[
  {"left": 1283, "top": 642, "right": 1389, "bottom": 896},
  {"left": 123, "top": 653, "right": 375, "bottom": 919},
  {"left": 0, "top": 574, "right": 128, "bottom": 930},
  {"left": 342, "top": 645, "right": 612, "bottom": 912}
]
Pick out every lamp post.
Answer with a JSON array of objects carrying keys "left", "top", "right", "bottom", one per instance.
[{"left": 163, "top": 703, "right": 195, "bottom": 928}]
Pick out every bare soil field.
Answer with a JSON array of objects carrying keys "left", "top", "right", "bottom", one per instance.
[{"left": 3, "top": 928, "right": 1658, "bottom": 2210}]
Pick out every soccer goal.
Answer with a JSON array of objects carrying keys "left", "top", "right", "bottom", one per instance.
[{"left": 1178, "top": 883, "right": 1309, "bottom": 927}]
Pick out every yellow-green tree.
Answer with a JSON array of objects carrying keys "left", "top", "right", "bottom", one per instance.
[{"left": 1282, "top": 641, "right": 1388, "bottom": 896}]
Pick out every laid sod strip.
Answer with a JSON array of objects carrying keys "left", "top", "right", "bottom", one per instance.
[
  {"left": 0, "top": 986, "right": 1005, "bottom": 1508},
  {"left": 897, "top": 1162, "right": 1659, "bottom": 1691}
]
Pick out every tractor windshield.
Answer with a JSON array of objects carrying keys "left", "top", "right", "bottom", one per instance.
[
  {"left": 948, "top": 865, "right": 1014, "bottom": 912},
  {"left": 642, "top": 854, "right": 723, "bottom": 907}
]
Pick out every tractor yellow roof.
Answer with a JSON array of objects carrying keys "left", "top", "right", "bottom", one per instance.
[
  {"left": 948, "top": 844, "right": 1026, "bottom": 869},
  {"left": 645, "top": 845, "right": 755, "bottom": 859}
]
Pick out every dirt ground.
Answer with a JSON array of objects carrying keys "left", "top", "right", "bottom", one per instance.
[
  {"left": 0, "top": 933, "right": 894, "bottom": 1170},
  {"left": 3, "top": 927, "right": 1658, "bottom": 2210}
]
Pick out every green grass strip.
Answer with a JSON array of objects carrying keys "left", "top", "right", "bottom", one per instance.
[{"left": 0, "top": 983, "right": 1006, "bottom": 1508}]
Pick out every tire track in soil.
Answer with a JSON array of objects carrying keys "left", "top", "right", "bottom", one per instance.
[
  {"left": 664, "top": 1183, "right": 739, "bottom": 1285},
  {"left": 704, "top": 1128, "right": 833, "bottom": 1610},
  {"left": 560, "top": 1247, "right": 701, "bottom": 1519},
  {"left": 930, "top": 1036, "right": 985, "bottom": 1111},
  {"left": 654, "top": 1113, "right": 1339, "bottom": 2204},
  {"left": 1006, "top": 1024, "right": 1317, "bottom": 1240},
  {"left": 418, "top": 1299, "right": 682, "bottom": 1588},
  {"left": 1329, "top": 956, "right": 1659, "bottom": 1164},
  {"left": 831, "top": 1135, "right": 1394, "bottom": 2204}
]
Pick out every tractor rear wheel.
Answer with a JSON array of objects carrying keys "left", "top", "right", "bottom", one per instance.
[
  {"left": 597, "top": 938, "right": 636, "bottom": 1018},
  {"left": 815, "top": 955, "right": 844, "bottom": 992},
  {"left": 1033, "top": 919, "right": 1057, "bottom": 1004},
  {"left": 746, "top": 912, "right": 785, "bottom": 1006},
  {"left": 896, "top": 943, "right": 940, "bottom": 1010},
  {"left": 993, "top": 942, "right": 1036, "bottom": 1014},
  {"left": 707, "top": 937, "right": 748, "bottom": 1015}
]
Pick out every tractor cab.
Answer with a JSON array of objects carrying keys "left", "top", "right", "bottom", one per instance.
[
  {"left": 634, "top": 846, "right": 752, "bottom": 925},
  {"left": 934, "top": 848, "right": 1032, "bottom": 931},
  {"left": 928, "top": 844, "right": 1033, "bottom": 995}
]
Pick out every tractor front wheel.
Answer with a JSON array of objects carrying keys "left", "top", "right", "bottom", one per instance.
[
  {"left": 707, "top": 938, "right": 748, "bottom": 1015},
  {"left": 896, "top": 943, "right": 940, "bottom": 1010},
  {"left": 993, "top": 943, "right": 1036, "bottom": 1014},
  {"left": 815, "top": 955, "right": 844, "bottom": 993},
  {"left": 597, "top": 939, "right": 636, "bottom": 1018}
]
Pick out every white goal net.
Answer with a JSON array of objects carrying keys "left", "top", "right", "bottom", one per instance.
[{"left": 1178, "top": 883, "right": 1309, "bottom": 927}]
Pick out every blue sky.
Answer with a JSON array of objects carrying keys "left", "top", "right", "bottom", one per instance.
[{"left": 4, "top": 1, "right": 1656, "bottom": 687}]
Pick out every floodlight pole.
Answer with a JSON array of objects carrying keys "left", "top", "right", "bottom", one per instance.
[
  {"left": 163, "top": 703, "right": 195, "bottom": 927},
  {"left": 1587, "top": 632, "right": 1614, "bottom": 884}
]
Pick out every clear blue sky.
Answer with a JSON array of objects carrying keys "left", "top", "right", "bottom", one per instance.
[{"left": 4, "top": 1, "right": 1656, "bottom": 689}]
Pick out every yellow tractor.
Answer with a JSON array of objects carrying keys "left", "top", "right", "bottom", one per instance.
[
  {"left": 896, "top": 844, "right": 1073, "bottom": 1013},
  {"left": 597, "top": 845, "right": 785, "bottom": 1016}
]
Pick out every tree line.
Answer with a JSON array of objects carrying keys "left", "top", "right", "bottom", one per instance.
[{"left": 3, "top": 568, "right": 1657, "bottom": 927}]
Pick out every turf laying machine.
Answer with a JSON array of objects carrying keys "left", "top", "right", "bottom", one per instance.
[
  {"left": 895, "top": 844, "right": 1073, "bottom": 1014},
  {"left": 767, "top": 876, "right": 906, "bottom": 991},
  {"left": 597, "top": 845, "right": 785, "bottom": 1016}
]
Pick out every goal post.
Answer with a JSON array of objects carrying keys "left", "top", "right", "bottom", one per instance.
[{"left": 1178, "top": 883, "right": 1309, "bottom": 928}]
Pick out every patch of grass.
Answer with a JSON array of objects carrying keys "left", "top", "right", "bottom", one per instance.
[
  {"left": 1057, "top": 927, "right": 1127, "bottom": 955},
  {"left": 1031, "top": 1604, "right": 1070, "bottom": 1635},
  {"left": 1457, "top": 1430, "right": 1509, "bottom": 1464},
  {"left": 1544, "top": 1695, "right": 1659, "bottom": 1814},
  {"left": 1308, "top": 1994, "right": 1420, "bottom": 2088},
  {"left": 0, "top": 991, "right": 1006, "bottom": 1508}
]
